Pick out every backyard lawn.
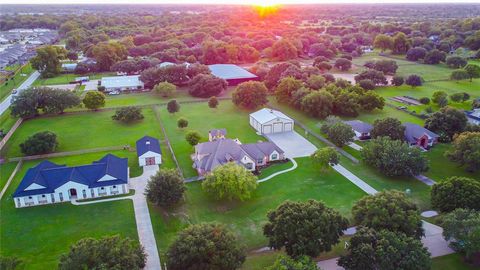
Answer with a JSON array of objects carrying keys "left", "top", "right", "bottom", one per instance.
[
  {"left": 2, "top": 107, "right": 162, "bottom": 158},
  {"left": 157, "top": 100, "right": 265, "bottom": 178},
  {"left": 431, "top": 254, "right": 478, "bottom": 270},
  {"left": 0, "top": 161, "right": 18, "bottom": 190},
  {"left": 148, "top": 157, "right": 366, "bottom": 259},
  {"left": 0, "top": 152, "right": 138, "bottom": 270}
]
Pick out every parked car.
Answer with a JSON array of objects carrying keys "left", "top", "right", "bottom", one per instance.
[{"left": 108, "top": 91, "right": 120, "bottom": 95}]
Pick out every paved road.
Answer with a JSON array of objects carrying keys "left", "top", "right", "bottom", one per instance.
[
  {"left": 130, "top": 165, "right": 162, "bottom": 270},
  {"left": 0, "top": 71, "right": 40, "bottom": 115}
]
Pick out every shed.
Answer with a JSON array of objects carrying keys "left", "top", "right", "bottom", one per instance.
[
  {"left": 101, "top": 75, "right": 144, "bottom": 92},
  {"left": 208, "top": 64, "right": 258, "bottom": 85},
  {"left": 136, "top": 136, "right": 162, "bottom": 166},
  {"left": 250, "top": 108, "right": 294, "bottom": 134}
]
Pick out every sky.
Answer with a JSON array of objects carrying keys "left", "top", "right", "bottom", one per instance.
[{"left": 1, "top": 0, "right": 479, "bottom": 4}]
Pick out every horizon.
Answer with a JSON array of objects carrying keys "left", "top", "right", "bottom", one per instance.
[{"left": 2, "top": 0, "right": 480, "bottom": 5}]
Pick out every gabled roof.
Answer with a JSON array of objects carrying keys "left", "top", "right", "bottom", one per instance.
[
  {"left": 194, "top": 139, "right": 245, "bottom": 172},
  {"left": 344, "top": 120, "right": 373, "bottom": 134},
  {"left": 250, "top": 108, "right": 293, "bottom": 124},
  {"left": 209, "top": 129, "right": 227, "bottom": 137},
  {"left": 101, "top": 75, "right": 143, "bottom": 88},
  {"left": 208, "top": 64, "right": 258, "bottom": 80},
  {"left": 240, "top": 142, "right": 284, "bottom": 160},
  {"left": 136, "top": 136, "right": 162, "bottom": 156},
  {"left": 403, "top": 123, "right": 439, "bottom": 144},
  {"left": 13, "top": 154, "right": 128, "bottom": 198}
]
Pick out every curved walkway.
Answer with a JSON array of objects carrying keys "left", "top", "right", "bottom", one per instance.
[{"left": 257, "top": 158, "right": 298, "bottom": 183}]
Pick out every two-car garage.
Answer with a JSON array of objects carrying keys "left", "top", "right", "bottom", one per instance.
[{"left": 250, "top": 108, "right": 294, "bottom": 135}]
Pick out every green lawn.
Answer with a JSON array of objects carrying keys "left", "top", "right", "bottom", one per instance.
[
  {"left": 424, "top": 144, "right": 480, "bottom": 182},
  {"left": 2, "top": 108, "right": 162, "bottom": 158},
  {"left": 0, "top": 64, "right": 33, "bottom": 102},
  {"left": 157, "top": 100, "right": 265, "bottom": 178},
  {"left": 149, "top": 157, "right": 366, "bottom": 259},
  {"left": 431, "top": 254, "right": 478, "bottom": 270},
  {"left": 32, "top": 72, "right": 116, "bottom": 86},
  {"left": 0, "top": 110, "right": 19, "bottom": 134},
  {"left": 0, "top": 161, "right": 18, "bottom": 191},
  {"left": 0, "top": 152, "right": 138, "bottom": 269}
]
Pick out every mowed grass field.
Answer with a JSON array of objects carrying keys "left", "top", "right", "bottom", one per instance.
[
  {"left": 2, "top": 107, "right": 162, "bottom": 158},
  {"left": 32, "top": 72, "right": 115, "bottom": 86},
  {"left": 0, "top": 151, "right": 139, "bottom": 270},
  {"left": 149, "top": 157, "right": 366, "bottom": 258},
  {"left": 157, "top": 100, "right": 265, "bottom": 178}
]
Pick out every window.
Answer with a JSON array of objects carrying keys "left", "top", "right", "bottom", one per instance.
[
  {"left": 59, "top": 192, "right": 63, "bottom": 202},
  {"left": 51, "top": 194, "right": 55, "bottom": 203},
  {"left": 28, "top": 196, "right": 32, "bottom": 199},
  {"left": 257, "top": 159, "right": 263, "bottom": 164},
  {"left": 17, "top": 198, "right": 20, "bottom": 206},
  {"left": 91, "top": 189, "right": 95, "bottom": 197},
  {"left": 245, "top": 163, "right": 253, "bottom": 170},
  {"left": 101, "top": 187, "right": 105, "bottom": 190},
  {"left": 271, "top": 154, "right": 278, "bottom": 160},
  {"left": 42, "top": 194, "right": 46, "bottom": 197},
  {"left": 82, "top": 190, "right": 87, "bottom": 199},
  {"left": 113, "top": 185, "right": 116, "bottom": 188}
]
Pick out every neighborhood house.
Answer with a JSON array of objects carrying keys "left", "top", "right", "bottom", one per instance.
[
  {"left": 192, "top": 130, "right": 285, "bottom": 175},
  {"left": 465, "top": 109, "right": 480, "bottom": 125},
  {"left": 13, "top": 154, "right": 129, "bottom": 208},
  {"left": 250, "top": 108, "right": 294, "bottom": 135},
  {"left": 344, "top": 120, "right": 373, "bottom": 140},
  {"left": 208, "top": 129, "right": 227, "bottom": 141},
  {"left": 100, "top": 75, "right": 144, "bottom": 92},
  {"left": 403, "top": 123, "right": 439, "bottom": 150},
  {"left": 136, "top": 136, "right": 162, "bottom": 166}
]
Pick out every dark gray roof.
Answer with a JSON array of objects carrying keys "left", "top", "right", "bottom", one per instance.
[
  {"left": 209, "top": 129, "right": 227, "bottom": 137},
  {"left": 241, "top": 142, "right": 284, "bottom": 160},
  {"left": 344, "top": 120, "right": 373, "bottom": 133},
  {"left": 208, "top": 64, "right": 258, "bottom": 80},
  {"left": 136, "top": 136, "right": 161, "bottom": 156},
  {"left": 403, "top": 123, "right": 439, "bottom": 144}
]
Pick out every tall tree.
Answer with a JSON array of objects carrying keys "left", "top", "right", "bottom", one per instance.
[
  {"left": 431, "top": 176, "right": 480, "bottom": 212},
  {"left": 202, "top": 162, "right": 258, "bottom": 201},
  {"left": 371, "top": 117, "right": 405, "bottom": 140},
  {"left": 373, "top": 34, "right": 393, "bottom": 52},
  {"left": 189, "top": 74, "right": 227, "bottom": 98},
  {"left": 424, "top": 107, "right": 467, "bottom": 141},
  {"left": 300, "top": 90, "right": 334, "bottom": 119},
  {"left": 58, "top": 236, "right": 146, "bottom": 270},
  {"left": 352, "top": 190, "right": 424, "bottom": 239},
  {"left": 339, "top": 228, "right": 431, "bottom": 270},
  {"left": 167, "top": 223, "right": 246, "bottom": 270},
  {"left": 266, "top": 256, "right": 318, "bottom": 270},
  {"left": 232, "top": 81, "right": 268, "bottom": 109},
  {"left": 145, "top": 169, "right": 186, "bottom": 207},
  {"left": 275, "top": 77, "right": 303, "bottom": 103},
  {"left": 311, "top": 147, "right": 340, "bottom": 171},
  {"left": 30, "top": 45, "right": 67, "bottom": 77},
  {"left": 392, "top": 32, "right": 411, "bottom": 54},
  {"left": 272, "top": 39, "right": 298, "bottom": 61},
  {"left": 263, "top": 200, "right": 348, "bottom": 258},
  {"left": 83, "top": 91, "right": 106, "bottom": 111},
  {"left": 445, "top": 132, "right": 480, "bottom": 172},
  {"left": 20, "top": 131, "right": 58, "bottom": 156},
  {"left": 464, "top": 64, "right": 480, "bottom": 82},
  {"left": 326, "top": 122, "right": 355, "bottom": 147}
]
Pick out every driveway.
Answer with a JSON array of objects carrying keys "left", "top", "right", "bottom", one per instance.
[
  {"left": 265, "top": 131, "right": 317, "bottom": 158},
  {"left": 83, "top": 80, "right": 99, "bottom": 91}
]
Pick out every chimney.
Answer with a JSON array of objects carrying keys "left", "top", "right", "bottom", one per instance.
[{"left": 146, "top": 140, "right": 150, "bottom": 145}]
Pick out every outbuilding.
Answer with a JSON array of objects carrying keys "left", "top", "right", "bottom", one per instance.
[
  {"left": 136, "top": 136, "right": 162, "bottom": 166},
  {"left": 208, "top": 64, "right": 258, "bottom": 85},
  {"left": 101, "top": 75, "right": 144, "bottom": 92},
  {"left": 250, "top": 108, "right": 294, "bottom": 134}
]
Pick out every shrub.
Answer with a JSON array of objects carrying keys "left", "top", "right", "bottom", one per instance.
[
  {"left": 419, "top": 97, "right": 430, "bottom": 104},
  {"left": 358, "top": 79, "right": 375, "bottom": 90},
  {"left": 167, "top": 99, "right": 180, "bottom": 114},
  {"left": 177, "top": 117, "right": 188, "bottom": 129},
  {"left": 83, "top": 91, "right": 106, "bottom": 110},
  {"left": 392, "top": 75, "right": 404, "bottom": 86},
  {"left": 153, "top": 81, "right": 176, "bottom": 98},
  {"left": 185, "top": 130, "right": 201, "bottom": 146},
  {"left": 208, "top": 96, "right": 218, "bottom": 108},
  {"left": 405, "top": 74, "right": 423, "bottom": 87},
  {"left": 20, "top": 131, "right": 58, "bottom": 156},
  {"left": 111, "top": 106, "right": 144, "bottom": 123}
]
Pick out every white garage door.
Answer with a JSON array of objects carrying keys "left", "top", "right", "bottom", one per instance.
[
  {"left": 262, "top": 125, "right": 272, "bottom": 134},
  {"left": 284, "top": 122, "right": 293, "bottom": 132},
  {"left": 273, "top": 122, "right": 283, "bottom": 133}
]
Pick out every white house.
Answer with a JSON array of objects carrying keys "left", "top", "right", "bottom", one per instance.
[
  {"left": 13, "top": 154, "right": 129, "bottom": 208},
  {"left": 100, "top": 75, "right": 144, "bottom": 92},
  {"left": 136, "top": 136, "right": 162, "bottom": 167},
  {"left": 249, "top": 108, "right": 294, "bottom": 134}
]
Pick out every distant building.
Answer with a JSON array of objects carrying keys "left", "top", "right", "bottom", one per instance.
[
  {"left": 136, "top": 136, "right": 162, "bottom": 167},
  {"left": 250, "top": 108, "right": 294, "bottom": 134},
  {"left": 403, "top": 123, "right": 439, "bottom": 150},
  {"left": 466, "top": 109, "right": 480, "bottom": 125},
  {"left": 62, "top": 63, "right": 77, "bottom": 72},
  {"left": 344, "top": 120, "right": 373, "bottom": 140},
  {"left": 13, "top": 154, "right": 129, "bottom": 208},
  {"left": 100, "top": 75, "right": 144, "bottom": 92},
  {"left": 208, "top": 64, "right": 258, "bottom": 85}
]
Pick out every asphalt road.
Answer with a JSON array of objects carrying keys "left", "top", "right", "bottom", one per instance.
[{"left": 0, "top": 70, "right": 40, "bottom": 115}]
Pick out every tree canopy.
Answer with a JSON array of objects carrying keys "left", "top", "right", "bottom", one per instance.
[
  {"left": 145, "top": 169, "right": 186, "bottom": 207},
  {"left": 431, "top": 176, "right": 480, "bottom": 212},
  {"left": 20, "top": 131, "right": 58, "bottom": 156},
  {"left": 232, "top": 81, "right": 268, "bottom": 109}
]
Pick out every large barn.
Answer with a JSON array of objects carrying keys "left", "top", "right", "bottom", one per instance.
[
  {"left": 250, "top": 108, "right": 294, "bottom": 134},
  {"left": 208, "top": 64, "right": 258, "bottom": 85}
]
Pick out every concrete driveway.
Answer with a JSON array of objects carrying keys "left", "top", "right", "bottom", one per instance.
[
  {"left": 265, "top": 131, "right": 317, "bottom": 158},
  {"left": 83, "top": 80, "right": 99, "bottom": 91}
]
